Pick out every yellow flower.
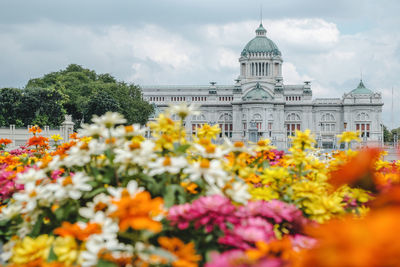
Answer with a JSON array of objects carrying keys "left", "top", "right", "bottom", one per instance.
[
  {"left": 53, "top": 236, "right": 79, "bottom": 265},
  {"left": 249, "top": 186, "right": 280, "bottom": 201},
  {"left": 197, "top": 124, "right": 220, "bottom": 140},
  {"left": 375, "top": 160, "right": 391, "bottom": 171},
  {"left": 337, "top": 131, "right": 361, "bottom": 143},
  {"left": 261, "top": 167, "right": 290, "bottom": 185},
  {"left": 11, "top": 235, "right": 54, "bottom": 264},
  {"left": 303, "top": 194, "right": 344, "bottom": 223},
  {"left": 290, "top": 129, "right": 316, "bottom": 150},
  {"left": 255, "top": 138, "right": 276, "bottom": 151},
  {"left": 51, "top": 134, "right": 64, "bottom": 142}
]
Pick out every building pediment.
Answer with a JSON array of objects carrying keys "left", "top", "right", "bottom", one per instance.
[{"left": 242, "top": 82, "right": 273, "bottom": 101}]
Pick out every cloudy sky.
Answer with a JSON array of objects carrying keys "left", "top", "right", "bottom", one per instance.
[{"left": 1, "top": 0, "right": 399, "bottom": 127}]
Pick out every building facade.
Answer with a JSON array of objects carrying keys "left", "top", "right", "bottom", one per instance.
[{"left": 142, "top": 24, "right": 383, "bottom": 149}]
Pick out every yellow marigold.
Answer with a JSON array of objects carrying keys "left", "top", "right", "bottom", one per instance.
[
  {"left": 53, "top": 236, "right": 79, "bottom": 265},
  {"left": 11, "top": 235, "right": 54, "bottom": 264},
  {"left": 302, "top": 194, "right": 344, "bottom": 223},
  {"left": 337, "top": 131, "right": 361, "bottom": 143},
  {"left": 197, "top": 124, "right": 220, "bottom": 139},
  {"left": 50, "top": 134, "right": 63, "bottom": 142},
  {"left": 249, "top": 186, "right": 280, "bottom": 201},
  {"left": 255, "top": 138, "right": 275, "bottom": 151},
  {"left": 290, "top": 129, "right": 316, "bottom": 150},
  {"left": 261, "top": 167, "right": 290, "bottom": 184},
  {"left": 375, "top": 159, "right": 391, "bottom": 171}
]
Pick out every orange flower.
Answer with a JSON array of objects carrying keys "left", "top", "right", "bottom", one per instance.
[
  {"left": 54, "top": 221, "right": 101, "bottom": 241},
  {"left": 329, "top": 148, "right": 381, "bottom": 190},
  {"left": 29, "top": 125, "right": 42, "bottom": 134},
  {"left": 110, "top": 191, "right": 164, "bottom": 233},
  {"left": 27, "top": 136, "right": 49, "bottom": 148},
  {"left": 69, "top": 132, "right": 79, "bottom": 140},
  {"left": 98, "top": 249, "right": 133, "bottom": 266},
  {"left": 181, "top": 182, "right": 199, "bottom": 194},
  {"left": 0, "top": 138, "right": 12, "bottom": 145},
  {"left": 246, "top": 238, "right": 294, "bottom": 262},
  {"left": 158, "top": 237, "right": 201, "bottom": 267},
  {"left": 297, "top": 206, "right": 400, "bottom": 267}
]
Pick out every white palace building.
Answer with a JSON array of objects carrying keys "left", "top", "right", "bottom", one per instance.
[{"left": 142, "top": 23, "right": 383, "bottom": 149}]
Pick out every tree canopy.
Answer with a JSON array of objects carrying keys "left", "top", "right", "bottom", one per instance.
[{"left": 0, "top": 64, "right": 153, "bottom": 127}]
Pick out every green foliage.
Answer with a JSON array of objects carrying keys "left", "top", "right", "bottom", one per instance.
[
  {"left": 85, "top": 91, "right": 120, "bottom": 122},
  {"left": 25, "top": 64, "right": 153, "bottom": 126},
  {"left": 0, "top": 87, "right": 66, "bottom": 127},
  {"left": 0, "top": 64, "right": 153, "bottom": 128}
]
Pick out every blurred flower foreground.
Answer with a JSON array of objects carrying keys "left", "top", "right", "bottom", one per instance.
[{"left": 0, "top": 104, "right": 399, "bottom": 267}]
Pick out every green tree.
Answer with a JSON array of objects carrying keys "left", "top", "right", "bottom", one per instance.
[
  {"left": 19, "top": 88, "right": 66, "bottom": 127},
  {"left": 25, "top": 64, "right": 153, "bottom": 126},
  {"left": 0, "top": 88, "right": 24, "bottom": 127},
  {"left": 85, "top": 91, "right": 120, "bottom": 122},
  {"left": 383, "top": 125, "right": 393, "bottom": 142}
]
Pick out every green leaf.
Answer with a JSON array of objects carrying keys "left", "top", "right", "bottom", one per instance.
[
  {"left": 85, "top": 187, "right": 107, "bottom": 199},
  {"left": 30, "top": 213, "right": 44, "bottom": 237},
  {"left": 164, "top": 184, "right": 177, "bottom": 208},
  {"left": 97, "top": 259, "right": 118, "bottom": 267},
  {"left": 47, "top": 246, "right": 58, "bottom": 262},
  {"left": 174, "top": 144, "right": 191, "bottom": 154}
]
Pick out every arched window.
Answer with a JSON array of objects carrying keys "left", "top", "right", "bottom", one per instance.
[
  {"left": 285, "top": 112, "right": 301, "bottom": 136},
  {"left": 355, "top": 112, "right": 371, "bottom": 138},
  {"left": 252, "top": 114, "right": 263, "bottom": 132},
  {"left": 191, "top": 113, "right": 207, "bottom": 136},
  {"left": 218, "top": 113, "right": 233, "bottom": 138},
  {"left": 320, "top": 113, "right": 335, "bottom": 132}
]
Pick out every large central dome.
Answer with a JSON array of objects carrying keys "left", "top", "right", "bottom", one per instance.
[{"left": 241, "top": 24, "right": 281, "bottom": 56}]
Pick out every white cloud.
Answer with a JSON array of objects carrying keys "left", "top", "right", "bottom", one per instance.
[{"left": 1, "top": 17, "right": 400, "bottom": 127}]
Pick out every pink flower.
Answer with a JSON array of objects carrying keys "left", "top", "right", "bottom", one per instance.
[
  {"left": 290, "top": 234, "right": 317, "bottom": 251},
  {"left": 219, "top": 217, "right": 275, "bottom": 249},
  {"left": 168, "top": 195, "right": 239, "bottom": 232},
  {"left": 237, "top": 200, "right": 306, "bottom": 227}
]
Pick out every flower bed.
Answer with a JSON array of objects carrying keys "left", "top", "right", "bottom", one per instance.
[{"left": 0, "top": 105, "right": 399, "bottom": 267}]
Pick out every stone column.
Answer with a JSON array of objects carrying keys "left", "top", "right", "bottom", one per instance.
[{"left": 61, "top": 115, "right": 75, "bottom": 142}]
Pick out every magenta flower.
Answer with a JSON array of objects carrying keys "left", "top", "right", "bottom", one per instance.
[
  {"left": 219, "top": 217, "right": 275, "bottom": 249},
  {"left": 168, "top": 195, "right": 239, "bottom": 232}
]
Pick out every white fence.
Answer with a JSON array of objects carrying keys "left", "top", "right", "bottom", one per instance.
[{"left": 0, "top": 115, "right": 75, "bottom": 150}]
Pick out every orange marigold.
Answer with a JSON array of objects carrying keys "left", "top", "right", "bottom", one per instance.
[
  {"left": 54, "top": 222, "right": 101, "bottom": 241},
  {"left": 110, "top": 191, "right": 164, "bottom": 233},
  {"left": 158, "top": 237, "right": 201, "bottom": 267},
  {"left": 27, "top": 136, "right": 49, "bottom": 148},
  {"left": 29, "top": 125, "right": 42, "bottom": 134},
  {"left": 297, "top": 207, "right": 400, "bottom": 267},
  {"left": 0, "top": 138, "right": 12, "bottom": 145},
  {"left": 329, "top": 148, "right": 381, "bottom": 190}
]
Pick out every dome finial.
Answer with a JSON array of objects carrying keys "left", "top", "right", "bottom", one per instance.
[{"left": 260, "top": 4, "right": 263, "bottom": 25}]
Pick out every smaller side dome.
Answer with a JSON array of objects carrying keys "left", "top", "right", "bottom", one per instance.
[{"left": 350, "top": 80, "right": 373, "bottom": 95}]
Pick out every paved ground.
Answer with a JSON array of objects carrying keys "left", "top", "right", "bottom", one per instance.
[{"left": 383, "top": 147, "right": 399, "bottom": 161}]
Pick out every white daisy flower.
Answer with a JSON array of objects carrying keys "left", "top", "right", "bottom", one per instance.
[
  {"left": 92, "top": 112, "right": 126, "bottom": 128},
  {"left": 183, "top": 159, "right": 230, "bottom": 188},
  {"left": 107, "top": 180, "right": 143, "bottom": 199},
  {"left": 55, "top": 172, "right": 92, "bottom": 200},
  {"left": 16, "top": 168, "right": 46, "bottom": 185},
  {"left": 147, "top": 156, "right": 188, "bottom": 176}
]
